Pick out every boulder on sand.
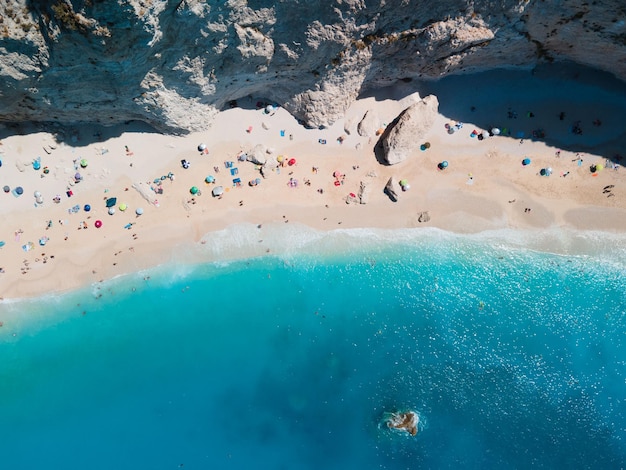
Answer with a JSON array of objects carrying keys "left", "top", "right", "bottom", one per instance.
[
  {"left": 380, "top": 95, "right": 439, "bottom": 165},
  {"left": 384, "top": 177, "right": 399, "bottom": 202},
  {"left": 357, "top": 109, "right": 380, "bottom": 137},
  {"left": 246, "top": 144, "right": 267, "bottom": 165}
]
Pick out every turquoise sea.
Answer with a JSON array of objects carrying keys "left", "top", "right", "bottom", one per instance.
[{"left": 1, "top": 225, "right": 625, "bottom": 469}]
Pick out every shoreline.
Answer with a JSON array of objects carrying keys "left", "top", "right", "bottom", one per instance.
[{"left": 1, "top": 65, "right": 625, "bottom": 301}]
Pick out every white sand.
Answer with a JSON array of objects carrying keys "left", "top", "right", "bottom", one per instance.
[{"left": 1, "top": 67, "right": 625, "bottom": 299}]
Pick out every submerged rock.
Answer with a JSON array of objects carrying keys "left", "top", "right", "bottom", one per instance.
[{"left": 386, "top": 411, "right": 419, "bottom": 436}]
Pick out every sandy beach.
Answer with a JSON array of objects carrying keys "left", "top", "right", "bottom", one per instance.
[{"left": 1, "top": 65, "right": 625, "bottom": 300}]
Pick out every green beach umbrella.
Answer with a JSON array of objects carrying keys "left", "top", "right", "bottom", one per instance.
[
  {"left": 190, "top": 186, "right": 199, "bottom": 195},
  {"left": 80, "top": 159, "right": 88, "bottom": 168},
  {"left": 119, "top": 203, "right": 127, "bottom": 211}
]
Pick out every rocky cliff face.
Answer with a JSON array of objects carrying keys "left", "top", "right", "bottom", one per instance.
[{"left": 1, "top": 0, "right": 625, "bottom": 133}]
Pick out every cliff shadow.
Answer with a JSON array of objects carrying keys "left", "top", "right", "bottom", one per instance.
[
  {"left": 411, "top": 62, "right": 626, "bottom": 164},
  {"left": 359, "top": 62, "right": 626, "bottom": 164},
  {"left": 0, "top": 120, "right": 161, "bottom": 150}
]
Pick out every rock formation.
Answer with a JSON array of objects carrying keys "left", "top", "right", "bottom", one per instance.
[
  {"left": 384, "top": 177, "right": 399, "bottom": 202},
  {"left": 385, "top": 411, "right": 419, "bottom": 436},
  {"left": 418, "top": 211, "right": 431, "bottom": 223},
  {"left": 357, "top": 110, "right": 381, "bottom": 137},
  {"left": 0, "top": 0, "right": 625, "bottom": 133},
  {"left": 380, "top": 95, "right": 439, "bottom": 165}
]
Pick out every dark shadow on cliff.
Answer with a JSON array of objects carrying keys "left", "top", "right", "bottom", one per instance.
[
  {"left": 359, "top": 61, "right": 626, "bottom": 164},
  {"left": 0, "top": 120, "right": 162, "bottom": 149}
]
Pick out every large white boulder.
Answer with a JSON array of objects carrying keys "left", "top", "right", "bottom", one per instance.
[
  {"left": 357, "top": 109, "right": 380, "bottom": 137},
  {"left": 380, "top": 95, "right": 439, "bottom": 165}
]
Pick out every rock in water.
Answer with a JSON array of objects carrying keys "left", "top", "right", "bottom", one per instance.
[
  {"left": 386, "top": 411, "right": 419, "bottom": 436},
  {"left": 381, "top": 95, "right": 439, "bottom": 165},
  {"left": 384, "top": 177, "right": 399, "bottom": 202}
]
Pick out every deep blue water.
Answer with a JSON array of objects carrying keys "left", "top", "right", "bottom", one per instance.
[{"left": 1, "top": 226, "right": 625, "bottom": 469}]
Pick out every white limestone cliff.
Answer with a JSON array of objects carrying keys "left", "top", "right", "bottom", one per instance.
[{"left": 0, "top": 0, "right": 625, "bottom": 133}]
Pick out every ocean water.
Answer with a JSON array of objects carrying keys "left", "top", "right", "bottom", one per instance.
[{"left": 1, "top": 225, "right": 625, "bottom": 469}]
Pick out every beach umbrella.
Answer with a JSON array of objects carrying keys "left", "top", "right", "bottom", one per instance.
[
  {"left": 108, "top": 207, "right": 115, "bottom": 215},
  {"left": 438, "top": 161, "right": 449, "bottom": 170},
  {"left": 0, "top": 241, "right": 5, "bottom": 248},
  {"left": 198, "top": 143, "right": 207, "bottom": 152},
  {"left": 15, "top": 186, "right": 23, "bottom": 195},
  {"left": 255, "top": 178, "right": 261, "bottom": 185},
  {"left": 33, "top": 160, "right": 41, "bottom": 170},
  {"left": 522, "top": 158, "right": 531, "bottom": 166},
  {"left": 212, "top": 185, "right": 224, "bottom": 197},
  {"left": 399, "top": 179, "right": 408, "bottom": 187},
  {"left": 34, "top": 191, "right": 42, "bottom": 198},
  {"left": 3, "top": 185, "right": 9, "bottom": 193},
  {"left": 596, "top": 164, "right": 604, "bottom": 172},
  {"left": 482, "top": 130, "right": 490, "bottom": 138},
  {"left": 205, "top": 175, "right": 215, "bottom": 184},
  {"left": 80, "top": 159, "right": 88, "bottom": 168},
  {"left": 265, "top": 104, "right": 273, "bottom": 114},
  {"left": 119, "top": 203, "right": 127, "bottom": 211},
  {"left": 75, "top": 172, "right": 82, "bottom": 181},
  {"left": 36, "top": 196, "right": 44, "bottom": 204},
  {"left": 447, "top": 127, "right": 456, "bottom": 134},
  {"left": 105, "top": 197, "right": 117, "bottom": 207},
  {"left": 135, "top": 207, "right": 144, "bottom": 216},
  {"left": 190, "top": 186, "right": 199, "bottom": 195},
  {"left": 491, "top": 128, "right": 501, "bottom": 135},
  {"left": 95, "top": 220, "right": 102, "bottom": 228},
  {"left": 288, "top": 158, "right": 296, "bottom": 166},
  {"left": 402, "top": 183, "right": 411, "bottom": 191},
  {"left": 84, "top": 204, "right": 91, "bottom": 212},
  {"left": 540, "top": 168, "right": 547, "bottom": 176}
]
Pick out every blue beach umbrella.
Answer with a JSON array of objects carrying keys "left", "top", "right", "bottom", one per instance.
[
  {"left": 84, "top": 204, "right": 91, "bottom": 212},
  {"left": 522, "top": 158, "right": 531, "bottom": 166},
  {"left": 205, "top": 175, "right": 215, "bottom": 184}
]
